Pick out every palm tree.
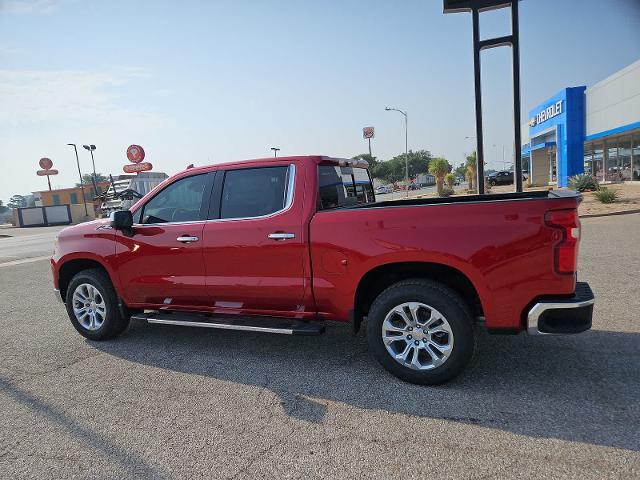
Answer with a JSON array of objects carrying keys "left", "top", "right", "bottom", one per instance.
[
  {"left": 428, "top": 158, "right": 451, "bottom": 196},
  {"left": 445, "top": 173, "right": 455, "bottom": 188},
  {"left": 465, "top": 152, "right": 477, "bottom": 191}
]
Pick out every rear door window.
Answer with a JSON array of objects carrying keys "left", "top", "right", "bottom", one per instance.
[
  {"left": 318, "top": 165, "right": 375, "bottom": 210},
  {"left": 220, "top": 166, "right": 290, "bottom": 219}
]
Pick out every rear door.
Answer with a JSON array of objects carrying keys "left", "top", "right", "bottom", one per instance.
[
  {"left": 201, "top": 163, "right": 308, "bottom": 316},
  {"left": 115, "top": 172, "right": 214, "bottom": 307}
]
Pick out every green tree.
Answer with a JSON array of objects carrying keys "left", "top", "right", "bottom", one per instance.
[
  {"left": 372, "top": 150, "right": 432, "bottom": 183},
  {"left": 428, "top": 157, "right": 452, "bottom": 196},
  {"left": 76, "top": 172, "right": 108, "bottom": 187},
  {"left": 7, "top": 194, "right": 26, "bottom": 209},
  {"left": 0, "top": 200, "right": 8, "bottom": 214},
  {"left": 454, "top": 163, "right": 466, "bottom": 179}
]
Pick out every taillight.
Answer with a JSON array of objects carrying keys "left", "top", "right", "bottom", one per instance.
[{"left": 545, "top": 209, "right": 580, "bottom": 274}]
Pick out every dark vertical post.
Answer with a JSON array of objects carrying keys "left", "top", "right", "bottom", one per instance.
[
  {"left": 47, "top": 175, "right": 52, "bottom": 191},
  {"left": 511, "top": 1, "right": 523, "bottom": 192},
  {"left": 368, "top": 137, "right": 372, "bottom": 157},
  {"left": 472, "top": 8, "right": 485, "bottom": 194},
  {"left": 89, "top": 149, "right": 98, "bottom": 195}
]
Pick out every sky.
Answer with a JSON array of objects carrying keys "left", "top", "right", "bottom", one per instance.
[{"left": 1, "top": 0, "right": 639, "bottom": 202}]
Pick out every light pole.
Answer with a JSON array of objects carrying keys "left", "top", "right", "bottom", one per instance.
[
  {"left": 67, "top": 143, "right": 89, "bottom": 216},
  {"left": 385, "top": 107, "right": 409, "bottom": 197},
  {"left": 82, "top": 144, "right": 98, "bottom": 195},
  {"left": 270, "top": 147, "right": 280, "bottom": 158}
]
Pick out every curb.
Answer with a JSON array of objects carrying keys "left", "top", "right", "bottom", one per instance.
[
  {"left": 0, "top": 234, "right": 12, "bottom": 238},
  {"left": 580, "top": 208, "right": 640, "bottom": 219}
]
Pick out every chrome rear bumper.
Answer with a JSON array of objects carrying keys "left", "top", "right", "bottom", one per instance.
[{"left": 527, "top": 282, "right": 594, "bottom": 335}]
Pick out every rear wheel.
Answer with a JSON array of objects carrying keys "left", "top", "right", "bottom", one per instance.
[
  {"left": 366, "top": 279, "right": 475, "bottom": 385},
  {"left": 65, "top": 268, "right": 130, "bottom": 340}
]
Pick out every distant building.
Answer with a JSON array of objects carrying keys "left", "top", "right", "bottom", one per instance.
[{"left": 33, "top": 182, "right": 110, "bottom": 207}]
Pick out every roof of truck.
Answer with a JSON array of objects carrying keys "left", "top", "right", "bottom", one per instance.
[{"left": 177, "top": 155, "right": 369, "bottom": 176}]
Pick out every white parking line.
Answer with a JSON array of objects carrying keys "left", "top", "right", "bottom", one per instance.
[{"left": 0, "top": 256, "right": 50, "bottom": 267}]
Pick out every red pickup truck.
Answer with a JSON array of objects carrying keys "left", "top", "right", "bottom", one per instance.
[{"left": 51, "top": 155, "right": 594, "bottom": 384}]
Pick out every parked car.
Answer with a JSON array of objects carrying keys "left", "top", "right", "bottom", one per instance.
[
  {"left": 408, "top": 183, "right": 420, "bottom": 190},
  {"left": 486, "top": 170, "right": 514, "bottom": 186},
  {"left": 51, "top": 155, "right": 594, "bottom": 385},
  {"left": 375, "top": 185, "right": 393, "bottom": 194}
]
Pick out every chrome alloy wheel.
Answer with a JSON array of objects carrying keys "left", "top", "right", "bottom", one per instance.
[
  {"left": 72, "top": 283, "right": 107, "bottom": 331},
  {"left": 381, "top": 302, "right": 454, "bottom": 370}
]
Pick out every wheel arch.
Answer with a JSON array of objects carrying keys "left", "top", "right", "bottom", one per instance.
[
  {"left": 58, "top": 257, "right": 118, "bottom": 302},
  {"left": 353, "top": 261, "right": 484, "bottom": 333}
]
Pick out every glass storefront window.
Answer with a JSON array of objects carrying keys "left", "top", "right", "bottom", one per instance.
[
  {"left": 605, "top": 142, "right": 621, "bottom": 182},
  {"left": 618, "top": 136, "right": 632, "bottom": 181},
  {"left": 591, "top": 143, "right": 604, "bottom": 181},
  {"left": 584, "top": 145, "right": 594, "bottom": 176},
  {"left": 633, "top": 134, "right": 640, "bottom": 181}
]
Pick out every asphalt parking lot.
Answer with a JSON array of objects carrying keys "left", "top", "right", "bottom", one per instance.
[{"left": 1, "top": 214, "right": 639, "bottom": 479}]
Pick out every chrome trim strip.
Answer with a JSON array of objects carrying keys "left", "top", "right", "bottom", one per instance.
[
  {"left": 527, "top": 298, "right": 595, "bottom": 335},
  {"left": 135, "top": 164, "right": 297, "bottom": 227},
  {"left": 146, "top": 317, "right": 294, "bottom": 335},
  {"left": 54, "top": 288, "right": 64, "bottom": 304}
]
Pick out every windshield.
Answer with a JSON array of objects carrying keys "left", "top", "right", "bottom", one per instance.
[{"left": 318, "top": 165, "right": 375, "bottom": 210}]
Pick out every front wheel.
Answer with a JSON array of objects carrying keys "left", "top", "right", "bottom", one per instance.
[
  {"left": 65, "top": 268, "right": 130, "bottom": 340},
  {"left": 366, "top": 279, "right": 475, "bottom": 385}
]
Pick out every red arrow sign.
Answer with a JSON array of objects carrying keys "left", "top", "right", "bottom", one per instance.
[
  {"left": 37, "top": 169, "right": 59, "bottom": 176},
  {"left": 123, "top": 162, "right": 153, "bottom": 173}
]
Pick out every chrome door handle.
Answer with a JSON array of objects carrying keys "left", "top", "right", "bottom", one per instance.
[
  {"left": 268, "top": 232, "right": 295, "bottom": 240},
  {"left": 176, "top": 236, "right": 199, "bottom": 243}
]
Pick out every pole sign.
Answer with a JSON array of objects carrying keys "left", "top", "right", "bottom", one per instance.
[
  {"left": 126, "top": 144, "right": 145, "bottom": 163},
  {"left": 124, "top": 144, "right": 152, "bottom": 173},
  {"left": 123, "top": 162, "right": 153, "bottom": 173},
  {"left": 39, "top": 157, "right": 53, "bottom": 170},
  {"left": 37, "top": 169, "right": 59, "bottom": 176},
  {"left": 36, "top": 158, "right": 58, "bottom": 190},
  {"left": 363, "top": 126, "right": 375, "bottom": 139}
]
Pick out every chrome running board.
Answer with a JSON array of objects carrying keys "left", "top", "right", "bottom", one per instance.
[{"left": 131, "top": 312, "right": 325, "bottom": 336}]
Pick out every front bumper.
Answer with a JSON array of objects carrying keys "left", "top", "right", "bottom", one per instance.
[{"left": 527, "top": 282, "right": 594, "bottom": 335}]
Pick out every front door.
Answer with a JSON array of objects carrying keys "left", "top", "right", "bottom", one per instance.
[
  {"left": 201, "top": 164, "right": 309, "bottom": 317},
  {"left": 115, "top": 172, "right": 213, "bottom": 308}
]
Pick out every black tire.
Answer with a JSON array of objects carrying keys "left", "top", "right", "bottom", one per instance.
[
  {"left": 489, "top": 180, "right": 496, "bottom": 187},
  {"left": 366, "top": 279, "right": 475, "bottom": 385},
  {"left": 65, "top": 268, "right": 130, "bottom": 341}
]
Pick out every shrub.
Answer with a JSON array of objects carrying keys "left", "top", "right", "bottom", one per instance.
[
  {"left": 593, "top": 187, "right": 618, "bottom": 204},
  {"left": 441, "top": 186, "right": 455, "bottom": 197},
  {"left": 569, "top": 173, "right": 599, "bottom": 192}
]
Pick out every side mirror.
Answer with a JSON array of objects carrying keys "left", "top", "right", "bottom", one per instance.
[{"left": 109, "top": 210, "right": 133, "bottom": 230}]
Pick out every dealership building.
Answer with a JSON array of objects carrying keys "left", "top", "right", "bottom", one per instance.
[{"left": 522, "top": 59, "right": 640, "bottom": 187}]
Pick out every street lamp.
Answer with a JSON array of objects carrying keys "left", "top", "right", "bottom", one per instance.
[
  {"left": 82, "top": 144, "right": 98, "bottom": 195},
  {"left": 270, "top": 147, "right": 280, "bottom": 158},
  {"left": 385, "top": 106, "right": 409, "bottom": 197},
  {"left": 67, "top": 144, "right": 89, "bottom": 216}
]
